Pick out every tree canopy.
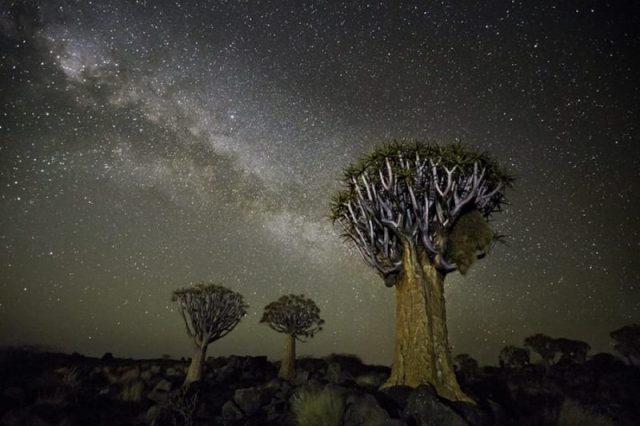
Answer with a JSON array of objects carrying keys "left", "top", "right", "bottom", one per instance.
[
  {"left": 172, "top": 283, "right": 248, "bottom": 346},
  {"left": 260, "top": 294, "right": 324, "bottom": 341},
  {"left": 611, "top": 324, "right": 640, "bottom": 364},
  {"left": 330, "top": 141, "right": 513, "bottom": 279}
]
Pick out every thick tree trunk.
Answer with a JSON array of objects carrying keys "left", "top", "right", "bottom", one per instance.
[
  {"left": 184, "top": 343, "right": 207, "bottom": 386},
  {"left": 278, "top": 333, "right": 296, "bottom": 380},
  {"left": 381, "top": 243, "right": 473, "bottom": 403}
]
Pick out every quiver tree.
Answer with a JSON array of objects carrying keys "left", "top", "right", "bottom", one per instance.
[
  {"left": 524, "top": 333, "right": 558, "bottom": 367},
  {"left": 330, "top": 142, "right": 512, "bottom": 402},
  {"left": 555, "top": 338, "right": 590, "bottom": 364},
  {"left": 611, "top": 324, "right": 640, "bottom": 365},
  {"left": 453, "top": 354, "right": 479, "bottom": 379},
  {"left": 499, "top": 345, "right": 530, "bottom": 369},
  {"left": 260, "top": 294, "right": 324, "bottom": 380},
  {"left": 172, "top": 283, "right": 247, "bottom": 386}
]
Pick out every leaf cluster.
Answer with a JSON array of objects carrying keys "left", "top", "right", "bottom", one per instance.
[{"left": 260, "top": 294, "right": 324, "bottom": 341}]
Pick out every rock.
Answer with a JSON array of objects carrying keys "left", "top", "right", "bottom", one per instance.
[
  {"left": 485, "top": 399, "right": 510, "bottom": 425},
  {"left": 199, "top": 389, "right": 229, "bottom": 416},
  {"left": 2, "top": 387, "right": 26, "bottom": 406},
  {"left": 297, "top": 357, "right": 328, "bottom": 378},
  {"left": 377, "top": 385, "right": 413, "bottom": 417},
  {"left": 165, "top": 367, "right": 180, "bottom": 377},
  {"left": 1, "top": 408, "right": 50, "bottom": 426},
  {"left": 147, "top": 379, "right": 173, "bottom": 403},
  {"left": 355, "top": 372, "right": 387, "bottom": 388},
  {"left": 216, "top": 364, "right": 236, "bottom": 383},
  {"left": 449, "top": 400, "right": 493, "bottom": 426},
  {"left": 194, "top": 402, "right": 215, "bottom": 422},
  {"left": 343, "top": 392, "right": 393, "bottom": 426},
  {"left": 294, "top": 369, "right": 310, "bottom": 384},
  {"left": 146, "top": 405, "right": 161, "bottom": 424},
  {"left": 233, "top": 387, "right": 263, "bottom": 416},
  {"left": 140, "top": 369, "right": 153, "bottom": 381},
  {"left": 325, "top": 362, "right": 354, "bottom": 384},
  {"left": 403, "top": 385, "right": 468, "bottom": 426},
  {"left": 221, "top": 400, "right": 244, "bottom": 420}
]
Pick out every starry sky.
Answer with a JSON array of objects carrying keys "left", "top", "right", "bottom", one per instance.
[{"left": 1, "top": 0, "right": 638, "bottom": 366}]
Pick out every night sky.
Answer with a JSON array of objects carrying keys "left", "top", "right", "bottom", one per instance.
[{"left": 1, "top": 0, "right": 638, "bottom": 366}]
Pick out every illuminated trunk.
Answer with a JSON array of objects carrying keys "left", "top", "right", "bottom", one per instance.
[
  {"left": 381, "top": 243, "right": 472, "bottom": 403},
  {"left": 279, "top": 333, "right": 296, "bottom": 380},
  {"left": 184, "top": 343, "right": 207, "bottom": 386}
]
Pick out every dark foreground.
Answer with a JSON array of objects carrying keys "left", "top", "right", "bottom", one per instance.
[{"left": 0, "top": 347, "right": 638, "bottom": 425}]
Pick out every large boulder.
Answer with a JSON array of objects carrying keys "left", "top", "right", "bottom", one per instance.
[
  {"left": 402, "top": 385, "right": 468, "bottom": 426},
  {"left": 325, "top": 362, "right": 354, "bottom": 384},
  {"left": 147, "top": 378, "right": 173, "bottom": 403},
  {"left": 449, "top": 400, "right": 494, "bottom": 426},
  {"left": 377, "top": 385, "right": 414, "bottom": 417},
  {"left": 343, "top": 392, "right": 395, "bottom": 426},
  {"left": 233, "top": 387, "right": 264, "bottom": 416},
  {"left": 221, "top": 400, "right": 244, "bottom": 420}
]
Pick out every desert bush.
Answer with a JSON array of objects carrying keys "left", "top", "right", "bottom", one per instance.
[
  {"left": 153, "top": 388, "right": 199, "bottom": 426},
  {"left": 36, "top": 387, "right": 68, "bottom": 405},
  {"left": 119, "top": 366, "right": 141, "bottom": 383},
  {"left": 291, "top": 385, "right": 346, "bottom": 426},
  {"left": 55, "top": 367, "right": 81, "bottom": 388},
  {"left": 354, "top": 372, "right": 386, "bottom": 388},
  {"left": 120, "top": 380, "right": 145, "bottom": 402},
  {"left": 556, "top": 399, "right": 614, "bottom": 426}
]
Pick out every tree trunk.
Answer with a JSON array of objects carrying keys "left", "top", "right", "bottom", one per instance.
[
  {"left": 381, "top": 242, "right": 473, "bottom": 403},
  {"left": 279, "top": 333, "right": 296, "bottom": 381},
  {"left": 184, "top": 343, "right": 207, "bottom": 386}
]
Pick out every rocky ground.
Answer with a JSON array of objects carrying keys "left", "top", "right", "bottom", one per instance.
[{"left": 0, "top": 347, "right": 638, "bottom": 425}]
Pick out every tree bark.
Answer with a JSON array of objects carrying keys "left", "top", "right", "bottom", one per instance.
[
  {"left": 184, "top": 343, "right": 207, "bottom": 386},
  {"left": 279, "top": 333, "right": 296, "bottom": 381},
  {"left": 381, "top": 242, "right": 473, "bottom": 403}
]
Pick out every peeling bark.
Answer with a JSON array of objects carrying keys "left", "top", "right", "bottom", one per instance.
[
  {"left": 279, "top": 333, "right": 296, "bottom": 381},
  {"left": 381, "top": 242, "right": 473, "bottom": 403}
]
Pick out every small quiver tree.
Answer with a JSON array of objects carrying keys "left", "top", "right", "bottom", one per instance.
[
  {"left": 499, "top": 345, "right": 530, "bottom": 369},
  {"left": 260, "top": 295, "right": 324, "bottom": 381},
  {"left": 172, "top": 283, "right": 247, "bottom": 386},
  {"left": 610, "top": 324, "right": 640, "bottom": 365},
  {"left": 524, "top": 333, "right": 558, "bottom": 367},
  {"left": 555, "top": 338, "right": 590, "bottom": 364},
  {"left": 453, "top": 354, "right": 479, "bottom": 380},
  {"left": 330, "top": 142, "right": 512, "bottom": 402}
]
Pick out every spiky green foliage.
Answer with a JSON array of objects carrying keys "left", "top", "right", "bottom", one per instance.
[
  {"left": 330, "top": 140, "right": 512, "bottom": 277},
  {"left": 172, "top": 283, "right": 247, "bottom": 345},
  {"left": 291, "top": 385, "right": 346, "bottom": 426},
  {"left": 260, "top": 294, "right": 324, "bottom": 341}
]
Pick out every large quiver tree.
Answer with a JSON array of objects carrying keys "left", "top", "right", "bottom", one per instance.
[
  {"left": 173, "top": 283, "right": 247, "bottom": 386},
  {"left": 330, "top": 142, "right": 512, "bottom": 402},
  {"left": 260, "top": 294, "right": 324, "bottom": 380}
]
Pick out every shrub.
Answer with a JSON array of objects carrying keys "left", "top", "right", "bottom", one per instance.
[
  {"left": 120, "top": 381, "right": 145, "bottom": 402},
  {"left": 557, "top": 399, "right": 614, "bottom": 426},
  {"left": 153, "top": 388, "right": 198, "bottom": 426},
  {"left": 291, "top": 385, "right": 346, "bottom": 426}
]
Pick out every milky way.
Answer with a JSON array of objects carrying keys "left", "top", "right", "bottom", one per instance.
[{"left": 1, "top": 1, "right": 638, "bottom": 365}]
